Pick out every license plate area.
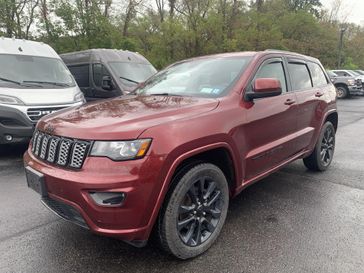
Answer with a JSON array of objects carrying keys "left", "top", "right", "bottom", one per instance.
[{"left": 25, "top": 166, "right": 48, "bottom": 197}]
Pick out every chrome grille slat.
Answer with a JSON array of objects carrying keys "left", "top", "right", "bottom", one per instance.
[
  {"left": 47, "top": 138, "right": 59, "bottom": 163},
  {"left": 30, "top": 129, "right": 90, "bottom": 169},
  {"left": 57, "top": 139, "right": 72, "bottom": 166},
  {"left": 35, "top": 133, "right": 44, "bottom": 156},
  {"left": 40, "top": 135, "right": 50, "bottom": 159}
]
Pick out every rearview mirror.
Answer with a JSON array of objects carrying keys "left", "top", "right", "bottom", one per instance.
[
  {"left": 102, "top": 75, "right": 114, "bottom": 91},
  {"left": 245, "top": 78, "right": 282, "bottom": 101}
]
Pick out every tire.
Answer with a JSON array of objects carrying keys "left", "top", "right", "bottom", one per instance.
[
  {"left": 335, "top": 85, "right": 348, "bottom": 99},
  {"left": 303, "top": 122, "right": 336, "bottom": 171},
  {"left": 157, "top": 163, "right": 229, "bottom": 259}
]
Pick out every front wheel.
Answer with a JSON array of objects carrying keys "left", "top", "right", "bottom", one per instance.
[
  {"left": 303, "top": 122, "right": 336, "bottom": 171},
  {"left": 157, "top": 163, "right": 229, "bottom": 259},
  {"left": 336, "top": 86, "right": 349, "bottom": 99}
]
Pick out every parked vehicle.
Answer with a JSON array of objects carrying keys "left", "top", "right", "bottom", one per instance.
[
  {"left": 354, "top": 70, "right": 364, "bottom": 75},
  {"left": 0, "top": 37, "right": 85, "bottom": 144},
  {"left": 61, "top": 49, "right": 157, "bottom": 101},
  {"left": 327, "top": 70, "right": 364, "bottom": 98},
  {"left": 24, "top": 50, "right": 338, "bottom": 259}
]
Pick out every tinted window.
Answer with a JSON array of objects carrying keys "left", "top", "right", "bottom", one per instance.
[
  {"left": 288, "top": 63, "right": 312, "bottom": 90},
  {"left": 93, "top": 64, "right": 110, "bottom": 87},
  {"left": 309, "top": 62, "right": 328, "bottom": 87},
  {"left": 254, "top": 61, "right": 287, "bottom": 92},
  {"left": 68, "top": 65, "right": 89, "bottom": 87}
]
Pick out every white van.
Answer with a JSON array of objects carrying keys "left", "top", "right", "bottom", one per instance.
[{"left": 0, "top": 37, "right": 85, "bottom": 144}]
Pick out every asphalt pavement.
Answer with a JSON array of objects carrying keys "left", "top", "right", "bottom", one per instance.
[{"left": 0, "top": 98, "right": 363, "bottom": 273}]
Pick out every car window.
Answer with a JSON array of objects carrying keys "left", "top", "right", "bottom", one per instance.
[
  {"left": 68, "top": 65, "right": 89, "bottom": 87},
  {"left": 308, "top": 62, "right": 328, "bottom": 87},
  {"left": 93, "top": 64, "right": 111, "bottom": 87},
  {"left": 335, "top": 71, "right": 349, "bottom": 77},
  {"left": 288, "top": 63, "right": 312, "bottom": 90},
  {"left": 254, "top": 61, "right": 287, "bottom": 92}
]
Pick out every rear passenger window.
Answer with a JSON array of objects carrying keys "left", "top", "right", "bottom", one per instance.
[
  {"left": 255, "top": 61, "right": 287, "bottom": 92},
  {"left": 309, "top": 63, "right": 328, "bottom": 87},
  {"left": 68, "top": 65, "right": 89, "bottom": 87},
  {"left": 288, "top": 63, "right": 312, "bottom": 90}
]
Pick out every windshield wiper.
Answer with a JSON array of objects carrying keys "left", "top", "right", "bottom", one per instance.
[
  {"left": 23, "top": 80, "right": 71, "bottom": 87},
  {"left": 0, "top": 77, "right": 22, "bottom": 85},
  {"left": 119, "top": 76, "right": 139, "bottom": 84},
  {"left": 150, "top": 93, "right": 182, "bottom": 97}
]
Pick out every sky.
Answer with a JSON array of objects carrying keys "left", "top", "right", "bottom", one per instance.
[{"left": 321, "top": 0, "right": 364, "bottom": 25}]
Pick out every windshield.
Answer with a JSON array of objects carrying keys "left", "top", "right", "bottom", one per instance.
[
  {"left": 0, "top": 54, "right": 75, "bottom": 88},
  {"left": 351, "top": 70, "right": 360, "bottom": 76},
  {"left": 109, "top": 62, "right": 157, "bottom": 84},
  {"left": 135, "top": 57, "right": 252, "bottom": 98},
  {"left": 355, "top": 70, "right": 364, "bottom": 75}
]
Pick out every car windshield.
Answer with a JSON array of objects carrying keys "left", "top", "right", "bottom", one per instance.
[
  {"left": 109, "top": 62, "right": 157, "bottom": 84},
  {"left": 351, "top": 70, "right": 360, "bottom": 76},
  {"left": 0, "top": 54, "right": 76, "bottom": 88},
  {"left": 135, "top": 57, "right": 252, "bottom": 98},
  {"left": 355, "top": 70, "right": 364, "bottom": 75}
]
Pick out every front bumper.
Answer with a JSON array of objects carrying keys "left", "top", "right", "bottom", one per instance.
[
  {"left": 0, "top": 105, "right": 34, "bottom": 144},
  {"left": 348, "top": 86, "right": 364, "bottom": 95},
  {"left": 24, "top": 149, "right": 166, "bottom": 244},
  {"left": 0, "top": 102, "right": 83, "bottom": 144}
]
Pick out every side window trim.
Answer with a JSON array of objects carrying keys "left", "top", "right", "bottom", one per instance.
[
  {"left": 250, "top": 57, "right": 288, "bottom": 94},
  {"left": 286, "top": 60, "right": 313, "bottom": 92}
]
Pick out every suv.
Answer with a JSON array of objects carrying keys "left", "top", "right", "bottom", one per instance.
[
  {"left": 327, "top": 70, "right": 363, "bottom": 98},
  {"left": 24, "top": 50, "right": 338, "bottom": 259}
]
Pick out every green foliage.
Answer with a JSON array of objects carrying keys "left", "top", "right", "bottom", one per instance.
[{"left": 0, "top": 0, "right": 363, "bottom": 70}]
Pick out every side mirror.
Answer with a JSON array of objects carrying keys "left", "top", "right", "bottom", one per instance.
[
  {"left": 102, "top": 75, "right": 114, "bottom": 91},
  {"left": 245, "top": 78, "right": 282, "bottom": 101}
]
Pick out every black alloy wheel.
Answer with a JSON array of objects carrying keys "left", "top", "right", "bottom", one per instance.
[
  {"left": 177, "top": 177, "right": 223, "bottom": 247},
  {"left": 157, "top": 163, "right": 229, "bottom": 259},
  {"left": 320, "top": 125, "right": 335, "bottom": 167}
]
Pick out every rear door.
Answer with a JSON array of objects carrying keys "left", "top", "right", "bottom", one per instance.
[
  {"left": 292, "top": 60, "right": 330, "bottom": 151},
  {"left": 244, "top": 57, "right": 298, "bottom": 180}
]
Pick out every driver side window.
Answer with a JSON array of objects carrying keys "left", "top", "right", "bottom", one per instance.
[
  {"left": 93, "top": 63, "right": 111, "bottom": 87},
  {"left": 254, "top": 61, "right": 287, "bottom": 93}
]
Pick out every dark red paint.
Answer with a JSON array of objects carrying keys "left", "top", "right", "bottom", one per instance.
[{"left": 24, "top": 51, "right": 338, "bottom": 244}]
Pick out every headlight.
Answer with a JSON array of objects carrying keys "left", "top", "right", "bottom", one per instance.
[
  {"left": 347, "top": 79, "right": 355, "bottom": 86},
  {"left": 74, "top": 92, "right": 85, "bottom": 103},
  {"left": 90, "top": 139, "right": 152, "bottom": 160},
  {"left": 0, "top": 95, "right": 24, "bottom": 105}
]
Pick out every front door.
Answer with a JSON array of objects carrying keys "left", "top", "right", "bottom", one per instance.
[{"left": 243, "top": 58, "right": 298, "bottom": 180}]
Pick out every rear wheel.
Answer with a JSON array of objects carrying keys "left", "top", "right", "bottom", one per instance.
[
  {"left": 303, "top": 122, "right": 335, "bottom": 171},
  {"left": 157, "top": 163, "right": 229, "bottom": 259},
  {"left": 336, "top": 86, "right": 348, "bottom": 99}
]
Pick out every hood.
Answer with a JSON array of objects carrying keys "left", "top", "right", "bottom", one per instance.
[
  {"left": 0, "top": 86, "right": 81, "bottom": 105},
  {"left": 38, "top": 95, "right": 219, "bottom": 140}
]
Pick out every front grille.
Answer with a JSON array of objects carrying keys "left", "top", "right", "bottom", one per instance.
[
  {"left": 31, "top": 129, "right": 91, "bottom": 169},
  {"left": 27, "top": 107, "right": 65, "bottom": 122},
  {"left": 41, "top": 197, "right": 89, "bottom": 229}
]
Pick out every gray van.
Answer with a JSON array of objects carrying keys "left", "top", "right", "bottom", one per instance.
[{"left": 61, "top": 49, "right": 157, "bottom": 101}]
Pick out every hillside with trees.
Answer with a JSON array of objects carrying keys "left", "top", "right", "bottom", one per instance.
[{"left": 0, "top": 0, "right": 363, "bottom": 69}]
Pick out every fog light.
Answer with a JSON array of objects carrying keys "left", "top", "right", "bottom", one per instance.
[
  {"left": 89, "top": 192, "right": 126, "bottom": 207},
  {"left": 5, "top": 134, "right": 13, "bottom": 141}
]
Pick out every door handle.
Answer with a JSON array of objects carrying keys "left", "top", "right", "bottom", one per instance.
[
  {"left": 315, "top": 92, "right": 324, "bottom": 97},
  {"left": 284, "top": 99, "right": 296, "bottom": 105}
]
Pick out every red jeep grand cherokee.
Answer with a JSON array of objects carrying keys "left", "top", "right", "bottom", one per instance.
[{"left": 24, "top": 50, "right": 338, "bottom": 259}]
